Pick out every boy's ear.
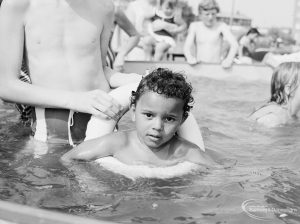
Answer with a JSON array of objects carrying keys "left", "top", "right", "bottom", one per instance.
[
  {"left": 130, "top": 104, "right": 136, "bottom": 121},
  {"left": 181, "top": 114, "right": 188, "bottom": 125}
]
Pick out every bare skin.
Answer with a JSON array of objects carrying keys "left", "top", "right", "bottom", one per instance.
[
  {"left": 62, "top": 92, "right": 213, "bottom": 167},
  {"left": 184, "top": 9, "right": 238, "bottom": 68},
  {"left": 0, "top": 0, "right": 122, "bottom": 119},
  {"left": 113, "top": 6, "right": 140, "bottom": 71}
]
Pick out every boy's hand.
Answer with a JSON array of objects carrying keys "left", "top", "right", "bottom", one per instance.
[{"left": 68, "top": 90, "right": 123, "bottom": 120}]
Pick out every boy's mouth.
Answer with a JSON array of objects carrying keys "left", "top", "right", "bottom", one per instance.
[{"left": 147, "top": 134, "right": 161, "bottom": 141}]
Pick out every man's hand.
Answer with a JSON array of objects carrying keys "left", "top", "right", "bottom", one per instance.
[
  {"left": 113, "top": 53, "right": 125, "bottom": 72},
  {"left": 69, "top": 90, "right": 123, "bottom": 121},
  {"left": 221, "top": 58, "right": 233, "bottom": 68},
  {"left": 186, "top": 57, "right": 198, "bottom": 65}
]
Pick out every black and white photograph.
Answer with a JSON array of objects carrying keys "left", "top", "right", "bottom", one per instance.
[{"left": 0, "top": 0, "right": 299, "bottom": 223}]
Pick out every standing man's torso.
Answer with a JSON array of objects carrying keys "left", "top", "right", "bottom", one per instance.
[{"left": 24, "top": 0, "right": 113, "bottom": 92}]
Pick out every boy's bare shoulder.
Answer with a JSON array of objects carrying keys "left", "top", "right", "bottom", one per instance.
[
  {"left": 106, "top": 130, "right": 132, "bottom": 147},
  {"left": 172, "top": 136, "right": 201, "bottom": 156}
]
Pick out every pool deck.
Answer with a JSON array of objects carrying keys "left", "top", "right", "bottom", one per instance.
[
  {"left": 0, "top": 200, "right": 117, "bottom": 224},
  {"left": 124, "top": 61, "right": 273, "bottom": 83}
]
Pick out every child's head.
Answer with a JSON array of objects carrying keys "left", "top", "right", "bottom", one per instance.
[
  {"left": 198, "top": 0, "right": 219, "bottom": 27},
  {"left": 131, "top": 68, "right": 194, "bottom": 119},
  {"left": 130, "top": 68, "right": 194, "bottom": 149},
  {"left": 198, "top": 0, "right": 220, "bottom": 13},
  {"left": 246, "top": 28, "right": 260, "bottom": 41},
  {"left": 270, "top": 62, "right": 300, "bottom": 105},
  {"left": 159, "top": 0, "right": 178, "bottom": 17}
]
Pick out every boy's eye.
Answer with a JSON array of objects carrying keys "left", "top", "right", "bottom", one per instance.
[
  {"left": 143, "top": 113, "right": 153, "bottom": 118},
  {"left": 165, "top": 117, "right": 175, "bottom": 122}
]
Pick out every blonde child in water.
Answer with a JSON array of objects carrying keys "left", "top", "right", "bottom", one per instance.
[
  {"left": 249, "top": 62, "right": 300, "bottom": 127},
  {"left": 62, "top": 68, "right": 212, "bottom": 167}
]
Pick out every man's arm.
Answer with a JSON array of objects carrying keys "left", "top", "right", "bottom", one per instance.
[
  {"left": 220, "top": 23, "right": 238, "bottom": 68},
  {"left": 238, "top": 36, "right": 246, "bottom": 58},
  {"left": 0, "top": 0, "right": 121, "bottom": 119},
  {"left": 0, "top": 0, "right": 76, "bottom": 109},
  {"left": 183, "top": 23, "right": 197, "bottom": 64},
  {"left": 113, "top": 8, "right": 140, "bottom": 71},
  {"left": 100, "top": 2, "right": 114, "bottom": 70}
]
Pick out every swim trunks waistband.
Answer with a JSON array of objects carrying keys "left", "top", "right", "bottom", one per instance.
[{"left": 32, "top": 108, "right": 91, "bottom": 145}]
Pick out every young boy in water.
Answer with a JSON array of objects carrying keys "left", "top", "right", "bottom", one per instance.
[
  {"left": 183, "top": 0, "right": 238, "bottom": 68},
  {"left": 62, "top": 68, "right": 213, "bottom": 167}
]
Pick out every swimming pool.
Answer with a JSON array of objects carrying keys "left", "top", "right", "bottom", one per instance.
[{"left": 0, "top": 65, "right": 300, "bottom": 224}]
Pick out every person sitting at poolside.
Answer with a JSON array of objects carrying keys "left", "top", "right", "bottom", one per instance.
[
  {"left": 249, "top": 62, "right": 300, "bottom": 127},
  {"left": 237, "top": 28, "right": 268, "bottom": 63},
  {"left": 62, "top": 68, "right": 213, "bottom": 168},
  {"left": 183, "top": 0, "right": 238, "bottom": 68},
  {"left": 144, "top": 0, "right": 187, "bottom": 61}
]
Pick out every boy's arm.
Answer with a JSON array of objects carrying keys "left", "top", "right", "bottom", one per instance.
[
  {"left": 185, "top": 147, "right": 216, "bottom": 167},
  {"left": 183, "top": 23, "right": 197, "bottom": 64},
  {"left": 61, "top": 132, "right": 123, "bottom": 163},
  {"left": 220, "top": 23, "right": 239, "bottom": 68}
]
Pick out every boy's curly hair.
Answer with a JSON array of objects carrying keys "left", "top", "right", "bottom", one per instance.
[{"left": 130, "top": 68, "right": 194, "bottom": 119}]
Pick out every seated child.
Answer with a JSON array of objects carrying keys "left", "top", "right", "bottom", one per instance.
[
  {"left": 249, "top": 62, "right": 300, "bottom": 127},
  {"left": 143, "top": 0, "right": 186, "bottom": 61},
  {"left": 62, "top": 68, "right": 213, "bottom": 169},
  {"left": 237, "top": 28, "right": 268, "bottom": 63}
]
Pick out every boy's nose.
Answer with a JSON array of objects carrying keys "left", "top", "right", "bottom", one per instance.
[{"left": 152, "top": 118, "right": 163, "bottom": 131}]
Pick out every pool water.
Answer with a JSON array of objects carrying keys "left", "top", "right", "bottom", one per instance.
[{"left": 0, "top": 76, "right": 300, "bottom": 224}]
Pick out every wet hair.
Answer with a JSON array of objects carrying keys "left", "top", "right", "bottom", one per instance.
[
  {"left": 270, "top": 62, "right": 300, "bottom": 105},
  {"left": 130, "top": 68, "right": 194, "bottom": 119},
  {"left": 198, "top": 0, "right": 220, "bottom": 13},
  {"left": 246, "top": 28, "right": 260, "bottom": 36}
]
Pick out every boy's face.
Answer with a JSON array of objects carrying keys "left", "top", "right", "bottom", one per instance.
[
  {"left": 200, "top": 8, "right": 218, "bottom": 27},
  {"left": 131, "top": 91, "right": 185, "bottom": 150}
]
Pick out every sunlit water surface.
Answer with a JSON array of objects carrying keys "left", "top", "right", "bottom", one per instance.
[{"left": 0, "top": 76, "right": 300, "bottom": 224}]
